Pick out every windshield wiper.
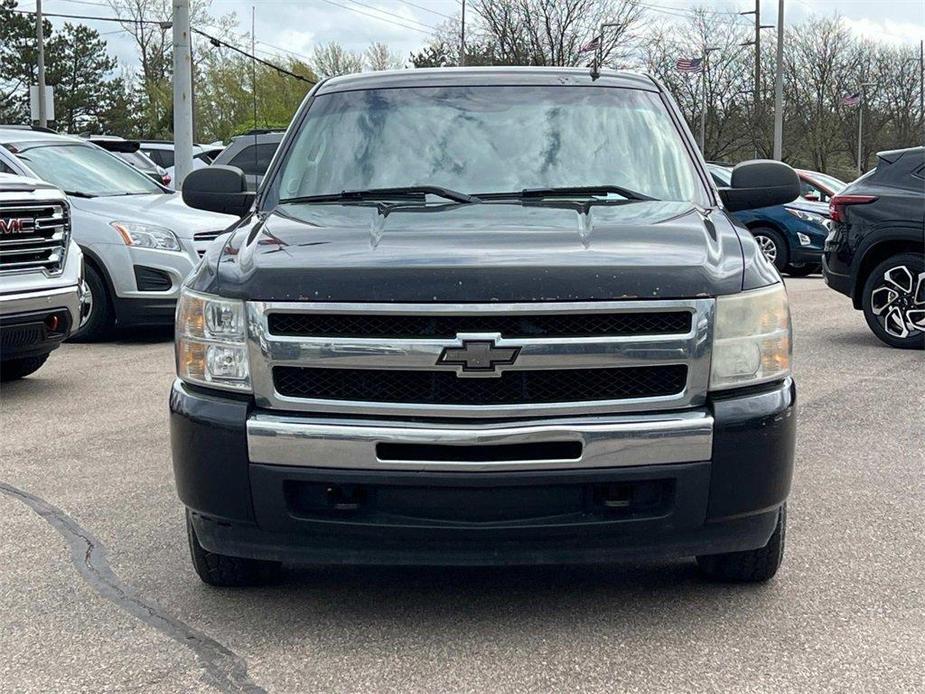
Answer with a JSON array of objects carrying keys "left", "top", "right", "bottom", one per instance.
[
  {"left": 62, "top": 190, "right": 96, "bottom": 198},
  {"left": 477, "top": 185, "right": 657, "bottom": 202},
  {"left": 280, "top": 185, "right": 479, "bottom": 205}
]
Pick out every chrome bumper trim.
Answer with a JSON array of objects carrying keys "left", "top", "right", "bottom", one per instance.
[
  {"left": 0, "top": 284, "right": 81, "bottom": 324},
  {"left": 246, "top": 411, "right": 714, "bottom": 472}
]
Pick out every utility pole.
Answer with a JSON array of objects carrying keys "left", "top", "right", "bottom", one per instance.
[
  {"left": 172, "top": 0, "right": 193, "bottom": 187},
  {"left": 459, "top": 0, "right": 466, "bottom": 67},
  {"left": 920, "top": 40, "right": 924, "bottom": 135},
  {"left": 36, "top": 0, "right": 47, "bottom": 127},
  {"left": 741, "top": 1, "right": 775, "bottom": 155},
  {"left": 857, "top": 82, "right": 875, "bottom": 177},
  {"left": 700, "top": 47, "right": 720, "bottom": 155},
  {"left": 772, "top": 0, "right": 784, "bottom": 160}
]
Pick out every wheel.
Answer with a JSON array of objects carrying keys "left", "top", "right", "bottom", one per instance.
[
  {"left": 68, "top": 264, "right": 114, "bottom": 342},
  {"left": 697, "top": 504, "right": 786, "bottom": 582},
  {"left": 750, "top": 227, "right": 789, "bottom": 272},
  {"left": 861, "top": 253, "right": 925, "bottom": 349},
  {"left": 186, "top": 511, "right": 281, "bottom": 587},
  {"left": 786, "top": 264, "right": 816, "bottom": 278},
  {"left": 0, "top": 354, "right": 50, "bottom": 381}
]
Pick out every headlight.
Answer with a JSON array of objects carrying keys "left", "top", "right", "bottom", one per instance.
[
  {"left": 112, "top": 222, "right": 181, "bottom": 251},
  {"left": 785, "top": 208, "right": 828, "bottom": 227},
  {"left": 175, "top": 288, "right": 251, "bottom": 392},
  {"left": 710, "top": 283, "right": 791, "bottom": 391}
]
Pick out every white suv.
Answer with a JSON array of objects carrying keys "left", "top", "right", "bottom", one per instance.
[{"left": 0, "top": 129, "right": 236, "bottom": 339}]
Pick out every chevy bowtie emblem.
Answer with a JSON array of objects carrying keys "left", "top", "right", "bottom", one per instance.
[{"left": 438, "top": 339, "right": 520, "bottom": 376}]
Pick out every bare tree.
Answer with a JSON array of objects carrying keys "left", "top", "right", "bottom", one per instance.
[
  {"left": 365, "top": 42, "right": 404, "bottom": 71},
  {"left": 312, "top": 42, "right": 364, "bottom": 78},
  {"left": 471, "top": 0, "right": 642, "bottom": 67}
]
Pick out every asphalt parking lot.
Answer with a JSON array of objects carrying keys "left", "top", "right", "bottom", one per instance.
[{"left": 1, "top": 277, "right": 923, "bottom": 693}]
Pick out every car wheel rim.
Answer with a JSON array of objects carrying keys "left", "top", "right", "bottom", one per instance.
[
  {"left": 79, "top": 279, "right": 93, "bottom": 328},
  {"left": 755, "top": 235, "right": 777, "bottom": 264},
  {"left": 870, "top": 266, "right": 925, "bottom": 339}
]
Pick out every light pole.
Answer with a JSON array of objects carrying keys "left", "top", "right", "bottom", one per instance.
[
  {"left": 772, "top": 0, "right": 785, "bottom": 160},
  {"left": 172, "top": 0, "right": 193, "bottom": 187},
  {"left": 856, "top": 82, "right": 875, "bottom": 177},
  {"left": 700, "top": 47, "right": 720, "bottom": 156},
  {"left": 459, "top": 0, "right": 466, "bottom": 67},
  {"left": 36, "top": 0, "right": 47, "bottom": 127}
]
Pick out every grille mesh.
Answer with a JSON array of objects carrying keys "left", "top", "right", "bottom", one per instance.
[
  {"left": 268, "top": 311, "right": 692, "bottom": 339},
  {"left": 273, "top": 365, "right": 688, "bottom": 405}
]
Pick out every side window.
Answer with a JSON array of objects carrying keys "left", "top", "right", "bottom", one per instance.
[
  {"left": 228, "top": 143, "right": 278, "bottom": 176},
  {"left": 0, "top": 159, "right": 15, "bottom": 174},
  {"left": 801, "top": 181, "right": 824, "bottom": 202}
]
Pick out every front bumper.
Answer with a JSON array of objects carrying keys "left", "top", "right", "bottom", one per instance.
[
  {"left": 790, "top": 246, "right": 823, "bottom": 266},
  {"left": 170, "top": 378, "right": 796, "bottom": 565},
  {"left": 0, "top": 284, "right": 82, "bottom": 360}
]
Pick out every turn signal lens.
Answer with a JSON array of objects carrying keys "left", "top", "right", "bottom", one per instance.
[
  {"left": 710, "top": 283, "right": 792, "bottom": 391},
  {"left": 175, "top": 288, "right": 251, "bottom": 392}
]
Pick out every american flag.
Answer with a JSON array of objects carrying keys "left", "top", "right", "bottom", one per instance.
[
  {"left": 579, "top": 36, "right": 601, "bottom": 54},
  {"left": 842, "top": 92, "right": 861, "bottom": 107},
  {"left": 676, "top": 57, "right": 704, "bottom": 73}
]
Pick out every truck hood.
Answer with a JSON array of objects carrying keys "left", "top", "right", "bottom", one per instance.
[
  {"left": 69, "top": 192, "right": 236, "bottom": 238},
  {"left": 212, "top": 200, "right": 750, "bottom": 302}
]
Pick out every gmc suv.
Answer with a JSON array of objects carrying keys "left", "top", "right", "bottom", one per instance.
[
  {"left": 1, "top": 174, "right": 85, "bottom": 380},
  {"left": 172, "top": 68, "right": 800, "bottom": 586}
]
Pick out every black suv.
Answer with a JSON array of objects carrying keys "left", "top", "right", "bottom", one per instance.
[
  {"left": 823, "top": 147, "right": 925, "bottom": 349},
  {"left": 173, "top": 68, "right": 802, "bottom": 587}
]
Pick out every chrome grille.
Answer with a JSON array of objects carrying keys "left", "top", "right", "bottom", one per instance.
[
  {"left": 247, "top": 299, "right": 715, "bottom": 419},
  {"left": 0, "top": 201, "right": 70, "bottom": 274}
]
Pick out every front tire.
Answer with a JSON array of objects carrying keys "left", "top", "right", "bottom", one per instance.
[
  {"left": 68, "top": 264, "right": 114, "bottom": 342},
  {"left": 861, "top": 253, "right": 924, "bottom": 349},
  {"left": 751, "top": 227, "right": 789, "bottom": 272},
  {"left": 186, "top": 511, "right": 281, "bottom": 587},
  {"left": 697, "top": 504, "right": 786, "bottom": 582},
  {"left": 0, "top": 354, "right": 50, "bottom": 381}
]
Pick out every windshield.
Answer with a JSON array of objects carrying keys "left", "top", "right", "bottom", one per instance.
[
  {"left": 272, "top": 86, "right": 705, "bottom": 205},
  {"left": 18, "top": 144, "right": 164, "bottom": 196}
]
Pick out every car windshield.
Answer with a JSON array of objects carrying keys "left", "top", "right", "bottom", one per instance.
[
  {"left": 272, "top": 85, "right": 705, "bottom": 205},
  {"left": 17, "top": 144, "right": 164, "bottom": 196}
]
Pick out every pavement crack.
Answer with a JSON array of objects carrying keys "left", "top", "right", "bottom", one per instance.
[{"left": 0, "top": 481, "right": 266, "bottom": 694}]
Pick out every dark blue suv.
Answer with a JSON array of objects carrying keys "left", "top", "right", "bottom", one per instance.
[{"left": 709, "top": 164, "right": 831, "bottom": 277}]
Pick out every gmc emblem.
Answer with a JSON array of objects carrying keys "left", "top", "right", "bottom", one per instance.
[{"left": 0, "top": 218, "right": 30, "bottom": 234}]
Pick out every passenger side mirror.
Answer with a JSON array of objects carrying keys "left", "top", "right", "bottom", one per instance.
[
  {"left": 182, "top": 165, "right": 255, "bottom": 217},
  {"left": 718, "top": 160, "right": 801, "bottom": 212}
]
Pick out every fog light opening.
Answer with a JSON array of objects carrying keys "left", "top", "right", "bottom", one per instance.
[{"left": 45, "top": 314, "right": 60, "bottom": 332}]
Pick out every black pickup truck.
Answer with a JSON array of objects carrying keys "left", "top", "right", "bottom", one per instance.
[{"left": 172, "top": 68, "right": 799, "bottom": 586}]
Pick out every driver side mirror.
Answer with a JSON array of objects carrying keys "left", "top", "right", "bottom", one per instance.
[
  {"left": 718, "top": 160, "right": 800, "bottom": 212},
  {"left": 182, "top": 165, "right": 255, "bottom": 217}
]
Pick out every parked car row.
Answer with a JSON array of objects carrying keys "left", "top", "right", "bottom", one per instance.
[{"left": 0, "top": 127, "right": 236, "bottom": 341}]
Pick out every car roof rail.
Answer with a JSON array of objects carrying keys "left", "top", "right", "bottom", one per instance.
[{"left": 0, "top": 124, "right": 58, "bottom": 133}]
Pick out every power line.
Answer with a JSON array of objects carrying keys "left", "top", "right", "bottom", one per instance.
[
  {"left": 192, "top": 27, "right": 317, "bottom": 84},
  {"left": 312, "top": 0, "right": 436, "bottom": 34},
  {"left": 12, "top": 8, "right": 317, "bottom": 86},
  {"left": 393, "top": 0, "right": 455, "bottom": 20},
  {"left": 341, "top": 0, "right": 437, "bottom": 31}
]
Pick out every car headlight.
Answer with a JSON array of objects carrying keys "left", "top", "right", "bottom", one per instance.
[
  {"left": 710, "top": 283, "right": 791, "bottom": 391},
  {"left": 175, "top": 287, "right": 251, "bottom": 392},
  {"left": 112, "top": 222, "right": 181, "bottom": 251},
  {"left": 785, "top": 208, "right": 828, "bottom": 227}
]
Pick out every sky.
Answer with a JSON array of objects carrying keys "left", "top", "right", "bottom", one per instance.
[{"left": 13, "top": 0, "right": 925, "bottom": 72}]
